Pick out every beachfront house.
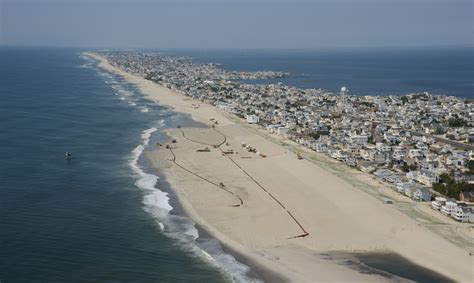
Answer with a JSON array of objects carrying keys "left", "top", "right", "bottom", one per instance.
[
  {"left": 403, "top": 185, "right": 426, "bottom": 199},
  {"left": 431, "top": 197, "right": 447, "bottom": 210},
  {"left": 412, "top": 187, "right": 432, "bottom": 202},
  {"left": 396, "top": 181, "right": 416, "bottom": 194},
  {"left": 416, "top": 170, "right": 439, "bottom": 186},
  {"left": 440, "top": 199, "right": 461, "bottom": 216},
  {"left": 374, "top": 169, "right": 396, "bottom": 183},
  {"left": 345, "top": 156, "right": 357, "bottom": 167},
  {"left": 315, "top": 142, "right": 328, "bottom": 153},
  {"left": 358, "top": 161, "right": 377, "bottom": 173},
  {"left": 452, "top": 207, "right": 474, "bottom": 222},
  {"left": 246, "top": 114, "right": 260, "bottom": 124}
]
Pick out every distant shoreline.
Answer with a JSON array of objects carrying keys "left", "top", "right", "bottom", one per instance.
[
  {"left": 151, "top": 47, "right": 474, "bottom": 99},
  {"left": 86, "top": 52, "right": 472, "bottom": 282}
]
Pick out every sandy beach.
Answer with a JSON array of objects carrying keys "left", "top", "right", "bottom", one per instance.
[{"left": 86, "top": 52, "right": 473, "bottom": 282}]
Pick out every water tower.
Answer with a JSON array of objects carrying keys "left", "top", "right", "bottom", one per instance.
[{"left": 340, "top": 86, "right": 349, "bottom": 105}]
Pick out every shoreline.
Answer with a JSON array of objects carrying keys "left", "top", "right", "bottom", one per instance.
[
  {"left": 146, "top": 131, "right": 286, "bottom": 283},
  {"left": 86, "top": 52, "right": 473, "bottom": 282}
]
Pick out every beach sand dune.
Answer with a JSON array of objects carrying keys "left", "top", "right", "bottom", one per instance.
[{"left": 87, "top": 52, "right": 474, "bottom": 283}]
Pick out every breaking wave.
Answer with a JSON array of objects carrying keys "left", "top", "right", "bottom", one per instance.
[
  {"left": 130, "top": 126, "right": 261, "bottom": 283},
  {"left": 92, "top": 58, "right": 261, "bottom": 282}
]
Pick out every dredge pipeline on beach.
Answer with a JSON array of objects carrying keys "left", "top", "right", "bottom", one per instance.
[
  {"left": 176, "top": 125, "right": 309, "bottom": 239},
  {"left": 88, "top": 52, "right": 474, "bottom": 283},
  {"left": 166, "top": 144, "right": 243, "bottom": 207}
]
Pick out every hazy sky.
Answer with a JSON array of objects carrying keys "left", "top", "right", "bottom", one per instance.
[{"left": 1, "top": 0, "right": 472, "bottom": 48}]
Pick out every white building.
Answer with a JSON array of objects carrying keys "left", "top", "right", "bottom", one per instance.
[
  {"left": 416, "top": 170, "right": 439, "bottom": 186},
  {"left": 349, "top": 132, "right": 368, "bottom": 145},
  {"left": 396, "top": 181, "right": 416, "bottom": 194},
  {"left": 376, "top": 142, "right": 392, "bottom": 152},
  {"left": 408, "top": 149, "right": 424, "bottom": 159},
  {"left": 412, "top": 187, "right": 431, "bottom": 202},
  {"left": 431, "top": 197, "right": 446, "bottom": 210},
  {"left": 440, "top": 200, "right": 458, "bottom": 216},
  {"left": 246, "top": 114, "right": 259, "bottom": 124},
  {"left": 452, "top": 206, "right": 474, "bottom": 222}
]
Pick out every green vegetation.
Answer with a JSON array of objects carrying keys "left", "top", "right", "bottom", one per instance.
[
  {"left": 432, "top": 173, "right": 474, "bottom": 199},
  {"left": 359, "top": 101, "right": 376, "bottom": 108},
  {"left": 401, "top": 163, "right": 418, "bottom": 172},
  {"left": 401, "top": 96, "right": 409, "bottom": 105},
  {"left": 411, "top": 93, "right": 429, "bottom": 100},
  {"left": 367, "top": 136, "right": 375, "bottom": 144},
  {"left": 309, "top": 132, "right": 320, "bottom": 140},
  {"left": 434, "top": 127, "right": 446, "bottom": 135},
  {"left": 447, "top": 117, "right": 467, "bottom": 128},
  {"left": 309, "top": 130, "right": 330, "bottom": 140},
  {"left": 467, "top": 160, "right": 474, "bottom": 174}
]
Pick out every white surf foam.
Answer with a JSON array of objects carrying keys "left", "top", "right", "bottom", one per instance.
[
  {"left": 199, "top": 239, "right": 262, "bottom": 283},
  {"left": 99, "top": 72, "right": 114, "bottom": 80},
  {"left": 141, "top": 127, "right": 158, "bottom": 144},
  {"left": 78, "top": 54, "right": 95, "bottom": 68},
  {"left": 129, "top": 126, "right": 262, "bottom": 283},
  {"left": 129, "top": 126, "right": 173, "bottom": 228},
  {"left": 119, "top": 90, "right": 133, "bottom": 96},
  {"left": 111, "top": 84, "right": 126, "bottom": 93},
  {"left": 140, "top": 107, "right": 149, "bottom": 113},
  {"left": 90, "top": 59, "right": 261, "bottom": 281}
]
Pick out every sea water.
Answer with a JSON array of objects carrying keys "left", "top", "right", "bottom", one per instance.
[
  {"left": 0, "top": 47, "right": 258, "bottom": 283},
  {"left": 164, "top": 47, "right": 473, "bottom": 98}
]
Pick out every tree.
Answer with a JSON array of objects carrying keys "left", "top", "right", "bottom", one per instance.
[
  {"left": 401, "top": 163, "right": 418, "bottom": 172},
  {"left": 448, "top": 117, "right": 467, "bottom": 128},
  {"left": 467, "top": 160, "right": 474, "bottom": 174},
  {"left": 367, "top": 136, "right": 375, "bottom": 144},
  {"left": 432, "top": 173, "right": 474, "bottom": 199},
  {"left": 434, "top": 127, "right": 445, "bottom": 135},
  {"left": 309, "top": 132, "right": 320, "bottom": 140},
  {"left": 401, "top": 96, "right": 408, "bottom": 105}
]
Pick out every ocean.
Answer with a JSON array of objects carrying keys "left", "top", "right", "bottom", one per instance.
[
  {"left": 0, "top": 47, "right": 469, "bottom": 282},
  {"left": 163, "top": 47, "right": 473, "bottom": 98},
  {"left": 0, "top": 47, "right": 256, "bottom": 283}
]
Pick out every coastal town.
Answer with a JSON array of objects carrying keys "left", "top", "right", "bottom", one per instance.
[{"left": 101, "top": 51, "right": 474, "bottom": 223}]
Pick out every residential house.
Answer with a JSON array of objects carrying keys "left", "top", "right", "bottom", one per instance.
[
  {"left": 452, "top": 206, "right": 474, "bottom": 222},
  {"left": 358, "top": 161, "right": 377, "bottom": 173},
  {"left": 431, "top": 197, "right": 447, "bottom": 210},
  {"left": 417, "top": 170, "right": 439, "bottom": 186},
  {"left": 246, "top": 114, "right": 259, "bottom": 124},
  {"left": 412, "top": 187, "right": 432, "bottom": 201},
  {"left": 459, "top": 191, "right": 474, "bottom": 202},
  {"left": 440, "top": 200, "right": 460, "bottom": 216}
]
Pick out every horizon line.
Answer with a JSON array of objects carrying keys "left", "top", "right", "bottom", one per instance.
[{"left": 1, "top": 43, "right": 473, "bottom": 51}]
